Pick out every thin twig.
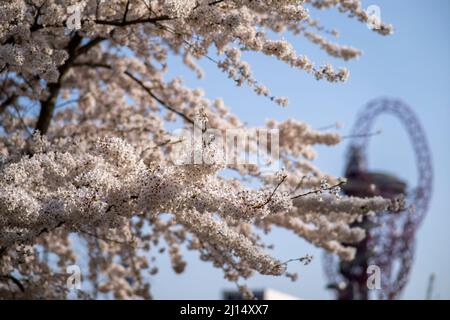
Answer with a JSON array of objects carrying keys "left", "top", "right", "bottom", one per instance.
[
  {"left": 291, "top": 175, "right": 307, "bottom": 194},
  {"left": 316, "top": 122, "right": 341, "bottom": 131},
  {"left": 94, "top": 15, "right": 172, "bottom": 27},
  {"left": 72, "top": 62, "right": 196, "bottom": 126},
  {"left": 140, "top": 138, "right": 184, "bottom": 159},
  {"left": 0, "top": 275, "right": 25, "bottom": 292},
  {"left": 291, "top": 180, "right": 345, "bottom": 200},
  {"left": 78, "top": 228, "right": 139, "bottom": 247},
  {"left": 12, "top": 104, "right": 32, "bottom": 137},
  {"left": 253, "top": 175, "right": 287, "bottom": 209},
  {"left": 55, "top": 98, "right": 79, "bottom": 110},
  {"left": 122, "top": 1, "right": 131, "bottom": 24},
  {"left": 426, "top": 273, "right": 436, "bottom": 300},
  {"left": 276, "top": 254, "right": 314, "bottom": 267},
  {"left": 341, "top": 130, "right": 382, "bottom": 140}
]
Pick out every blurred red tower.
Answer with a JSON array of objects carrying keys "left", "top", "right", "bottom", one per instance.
[{"left": 324, "top": 98, "right": 433, "bottom": 300}]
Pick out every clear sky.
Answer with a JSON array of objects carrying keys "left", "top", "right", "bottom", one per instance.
[{"left": 151, "top": 0, "right": 450, "bottom": 299}]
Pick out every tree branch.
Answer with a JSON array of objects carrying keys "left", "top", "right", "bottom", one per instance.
[
  {"left": 0, "top": 94, "right": 16, "bottom": 115},
  {"left": 77, "top": 37, "right": 106, "bottom": 56},
  {"left": 72, "top": 62, "right": 195, "bottom": 126},
  {"left": 34, "top": 36, "right": 106, "bottom": 135},
  {"left": 94, "top": 15, "right": 172, "bottom": 27},
  {"left": 291, "top": 180, "right": 346, "bottom": 200},
  {"left": 253, "top": 175, "right": 287, "bottom": 209},
  {"left": 0, "top": 275, "right": 25, "bottom": 293},
  {"left": 35, "top": 33, "right": 83, "bottom": 134},
  {"left": 122, "top": 1, "right": 131, "bottom": 24}
]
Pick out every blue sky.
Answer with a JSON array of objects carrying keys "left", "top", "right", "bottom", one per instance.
[{"left": 151, "top": 0, "right": 450, "bottom": 299}]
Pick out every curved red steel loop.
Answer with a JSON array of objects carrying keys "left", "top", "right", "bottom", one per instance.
[{"left": 324, "top": 98, "right": 433, "bottom": 300}]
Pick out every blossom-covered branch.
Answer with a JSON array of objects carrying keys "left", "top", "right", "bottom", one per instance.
[{"left": 0, "top": 0, "right": 394, "bottom": 299}]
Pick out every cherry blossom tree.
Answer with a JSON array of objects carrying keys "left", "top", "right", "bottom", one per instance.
[{"left": 0, "top": 0, "right": 401, "bottom": 299}]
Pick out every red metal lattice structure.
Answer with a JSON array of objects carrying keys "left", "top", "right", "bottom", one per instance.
[{"left": 324, "top": 98, "right": 433, "bottom": 300}]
